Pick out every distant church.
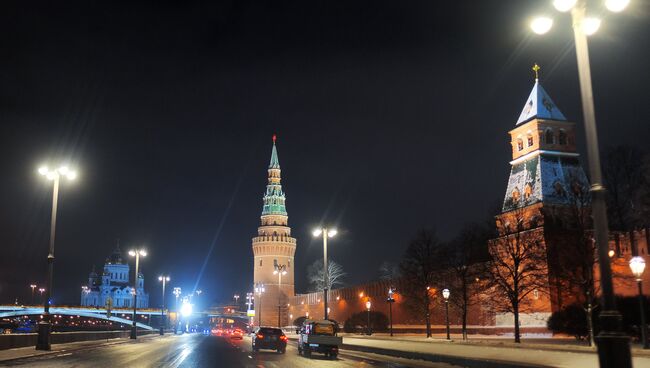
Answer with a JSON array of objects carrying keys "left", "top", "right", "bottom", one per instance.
[{"left": 81, "top": 244, "right": 149, "bottom": 308}]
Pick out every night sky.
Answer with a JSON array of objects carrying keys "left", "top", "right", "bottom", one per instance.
[{"left": 1, "top": 1, "right": 648, "bottom": 308}]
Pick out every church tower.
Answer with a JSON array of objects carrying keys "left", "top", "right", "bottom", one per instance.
[
  {"left": 252, "top": 135, "right": 297, "bottom": 327},
  {"left": 494, "top": 65, "right": 591, "bottom": 323}
]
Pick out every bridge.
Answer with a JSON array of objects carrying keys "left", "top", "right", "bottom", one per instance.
[{"left": 0, "top": 305, "right": 168, "bottom": 330}]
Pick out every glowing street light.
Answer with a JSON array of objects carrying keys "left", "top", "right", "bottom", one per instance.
[
  {"left": 255, "top": 283, "right": 265, "bottom": 326},
  {"left": 629, "top": 257, "right": 648, "bottom": 349},
  {"left": 274, "top": 264, "right": 288, "bottom": 327},
  {"left": 442, "top": 289, "right": 451, "bottom": 340},
  {"left": 387, "top": 287, "right": 396, "bottom": 337},
  {"left": 528, "top": 1, "right": 633, "bottom": 365},
  {"left": 30, "top": 284, "right": 37, "bottom": 305},
  {"left": 36, "top": 164, "right": 77, "bottom": 351},
  {"left": 313, "top": 227, "right": 337, "bottom": 320},
  {"left": 530, "top": 17, "right": 553, "bottom": 35},
  {"left": 365, "top": 300, "right": 372, "bottom": 336},
  {"left": 128, "top": 249, "right": 147, "bottom": 339},
  {"left": 158, "top": 275, "right": 170, "bottom": 336}
]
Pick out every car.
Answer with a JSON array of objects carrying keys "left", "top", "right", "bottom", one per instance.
[
  {"left": 251, "top": 327, "right": 287, "bottom": 353},
  {"left": 230, "top": 328, "right": 244, "bottom": 339}
]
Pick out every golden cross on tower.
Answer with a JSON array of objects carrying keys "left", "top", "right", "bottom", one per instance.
[{"left": 532, "top": 63, "right": 541, "bottom": 81}]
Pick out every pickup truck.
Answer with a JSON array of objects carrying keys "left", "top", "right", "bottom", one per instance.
[{"left": 297, "top": 319, "right": 342, "bottom": 359}]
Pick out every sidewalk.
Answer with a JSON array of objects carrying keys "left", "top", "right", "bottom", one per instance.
[
  {"left": 0, "top": 333, "right": 166, "bottom": 363},
  {"left": 289, "top": 333, "right": 650, "bottom": 368}
]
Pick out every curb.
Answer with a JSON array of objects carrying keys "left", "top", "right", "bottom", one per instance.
[{"left": 288, "top": 337, "right": 549, "bottom": 368}]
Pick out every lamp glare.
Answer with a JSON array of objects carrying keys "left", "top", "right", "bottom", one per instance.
[
  {"left": 582, "top": 17, "right": 601, "bottom": 36},
  {"left": 530, "top": 17, "right": 553, "bottom": 35},
  {"left": 605, "top": 0, "right": 630, "bottom": 12},
  {"left": 553, "top": 0, "right": 577, "bottom": 12}
]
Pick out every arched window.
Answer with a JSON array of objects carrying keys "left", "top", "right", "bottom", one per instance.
[
  {"left": 558, "top": 129, "right": 567, "bottom": 145},
  {"left": 527, "top": 133, "right": 534, "bottom": 147},
  {"left": 524, "top": 183, "right": 533, "bottom": 200},
  {"left": 516, "top": 138, "right": 524, "bottom": 151},
  {"left": 512, "top": 188, "right": 521, "bottom": 202},
  {"left": 545, "top": 129, "right": 554, "bottom": 144}
]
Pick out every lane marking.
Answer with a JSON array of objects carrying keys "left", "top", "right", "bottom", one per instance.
[{"left": 56, "top": 353, "right": 72, "bottom": 357}]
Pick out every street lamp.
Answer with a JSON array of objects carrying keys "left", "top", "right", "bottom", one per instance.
[
  {"left": 35, "top": 165, "right": 77, "bottom": 351},
  {"left": 234, "top": 294, "right": 240, "bottom": 306},
  {"left": 30, "top": 284, "right": 37, "bottom": 305},
  {"left": 158, "top": 275, "right": 170, "bottom": 336},
  {"left": 313, "top": 227, "right": 337, "bottom": 320},
  {"left": 38, "top": 288, "right": 45, "bottom": 304},
  {"left": 529, "top": 1, "right": 632, "bottom": 366},
  {"left": 387, "top": 288, "right": 396, "bottom": 337},
  {"left": 128, "top": 249, "right": 147, "bottom": 339},
  {"left": 629, "top": 257, "right": 648, "bottom": 349},
  {"left": 255, "top": 283, "right": 265, "bottom": 327},
  {"left": 442, "top": 288, "right": 451, "bottom": 341},
  {"left": 245, "top": 292, "right": 254, "bottom": 326},
  {"left": 274, "top": 264, "right": 288, "bottom": 327},
  {"left": 365, "top": 300, "right": 372, "bottom": 336}
]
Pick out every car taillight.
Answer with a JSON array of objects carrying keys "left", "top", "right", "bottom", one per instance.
[
  {"left": 280, "top": 335, "right": 287, "bottom": 341},
  {"left": 256, "top": 334, "right": 264, "bottom": 339}
]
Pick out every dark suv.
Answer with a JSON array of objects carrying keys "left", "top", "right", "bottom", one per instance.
[{"left": 252, "top": 327, "right": 287, "bottom": 353}]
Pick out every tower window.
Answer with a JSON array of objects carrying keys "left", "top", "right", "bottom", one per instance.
[
  {"left": 527, "top": 133, "right": 533, "bottom": 147},
  {"left": 516, "top": 138, "right": 524, "bottom": 151},
  {"left": 558, "top": 130, "right": 567, "bottom": 145},
  {"left": 259, "top": 259, "right": 262, "bottom": 267},
  {"left": 524, "top": 184, "right": 533, "bottom": 200},
  {"left": 545, "top": 129, "right": 554, "bottom": 144},
  {"left": 512, "top": 188, "right": 521, "bottom": 203}
]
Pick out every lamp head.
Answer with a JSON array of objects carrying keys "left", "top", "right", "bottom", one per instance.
[
  {"left": 530, "top": 16, "right": 553, "bottom": 35},
  {"left": 629, "top": 256, "right": 646, "bottom": 280},
  {"left": 582, "top": 17, "right": 601, "bottom": 36},
  {"left": 327, "top": 229, "right": 337, "bottom": 238},
  {"left": 553, "top": 0, "right": 577, "bottom": 12},
  {"left": 365, "top": 301, "right": 371, "bottom": 310},
  {"left": 442, "top": 288, "right": 451, "bottom": 300},
  {"left": 606, "top": 0, "right": 630, "bottom": 12},
  {"left": 312, "top": 229, "right": 323, "bottom": 237}
]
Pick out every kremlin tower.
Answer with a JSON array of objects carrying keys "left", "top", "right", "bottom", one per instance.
[{"left": 251, "top": 135, "right": 297, "bottom": 327}]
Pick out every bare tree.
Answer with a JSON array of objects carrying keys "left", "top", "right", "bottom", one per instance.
[
  {"left": 487, "top": 209, "right": 549, "bottom": 343},
  {"left": 378, "top": 261, "right": 400, "bottom": 283},
  {"left": 399, "top": 228, "right": 444, "bottom": 338},
  {"left": 444, "top": 222, "right": 491, "bottom": 340},
  {"left": 307, "top": 259, "right": 346, "bottom": 293}
]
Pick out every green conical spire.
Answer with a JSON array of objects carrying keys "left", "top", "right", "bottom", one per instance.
[
  {"left": 269, "top": 134, "right": 280, "bottom": 169},
  {"left": 262, "top": 135, "right": 287, "bottom": 216}
]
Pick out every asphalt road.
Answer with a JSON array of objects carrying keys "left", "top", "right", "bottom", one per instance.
[{"left": 1, "top": 333, "right": 459, "bottom": 367}]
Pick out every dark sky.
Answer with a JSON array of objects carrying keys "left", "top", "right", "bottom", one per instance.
[{"left": 1, "top": 1, "right": 648, "bottom": 308}]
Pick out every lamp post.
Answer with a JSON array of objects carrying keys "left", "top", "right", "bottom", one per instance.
[
  {"left": 172, "top": 287, "right": 181, "bottom": 330},
  {"left": 313, "top": 227, "right": 337, "bottom": 320},
  {"left": 30, "top": 284, "right": 37, "bottom": 305},
  {"left": 274, "top": 264, "right": 287, "bottom": 327},
  {"left": 234, "top": 294, "right": 240, "bottom": 307},
  {"left": 35, "top": 165, "right": 77, "bottom": 351},
  {"left": 128, "top": 249, "right": 147, "bottom": 339},
  {"left": 255, "top": 283, "right": 265, "bottom": 327},
  {"left": 387, "top": 288, "right": 395, "bottom": 337},
  {"left": 246, "top": 292, "right": 254, "bottom": 326},
  {"left": 365, "top": 300, "right": 372, "bottom": 336},
  {"left": 81, "top": 286, "right": 90, "bottom": 306},
  {"left": 158, "top": 275, "right": 170, "bottom": 336},
  {"left": 442, "top": 288, "right": 451, "bottom": 341},
  {"left": 38, "top": 288, "right": 45, "bottom": 304},
  {"left": 529, "top": 1, "right": 633, "bottom": 366},
  {"left": 629, "top": 257, "right": 648, "bottom": 349}
]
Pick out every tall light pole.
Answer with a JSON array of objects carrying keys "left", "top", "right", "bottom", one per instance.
[
  {"left": 629, "top": 257, "right": 648, "bottom": 349},
  {"left": 30, "top": 284, "right": 37, "bottom": 305},
  {"left": 158, "top": 275, "right": 170, "bottom": 336},
  {"left": 35, "top": 165, "right": 77, "bottom": 351},
  {"left": 255, "top": 283, "right": 265, "bottom": 326},
  {"left": 313, "top": 227, "right": 337, "bottom": 320},
  {"left": 81, "top": 286, "right": 90, "bottom": 306},
  {"left": 128, "top": 249, "right": 147, "bottom": 339},
  {"left": 38, "top": 288, "right": 45, "bottom": 304},
  {"left": 529, "top": 1, "right": 633, "bottom": 366},
  {"left": 365, "top": 300, "right": 372, "bottom": 336},
  {"left": 442, "top": 288, "right": 451, "bottom": 341},
  {"left": 387, "top": 287, "right": 395, "bottom": 337},
  {"left": 234, "top": 294, "right": 240, "bottom": 307},
  {"left": 274, "top": 264, "right": 287, "bottom": 327},
  {"left": 246, "top": 292, "right": 254, "bottom": 326}
]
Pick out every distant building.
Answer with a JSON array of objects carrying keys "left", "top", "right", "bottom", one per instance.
[
  {"left": 81, "top": 245, "right": 149, "bottom": 308},
  {"left": 251, "top": 135, "right": 297, "bottom": 327}
]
